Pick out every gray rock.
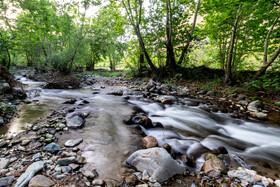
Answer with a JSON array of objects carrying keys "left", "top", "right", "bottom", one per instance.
[
  {"left": 142, "top": 169, "right": 149, "bottom": 180},
  {"left": 82, "top": 170, "right": 96, "bottom": 179},
  {"left": 28, "top": 175, "right": 54, "bottom": 187},
  {"left": 55, "top": 174, "right": 66, "bottom": 180},
  {"left": 0, "top": 141, "right": 7, "bottom": 148},
  {"left": 61, "top": 166, "right": 72, "bottom": 173},
  {"left": 134, "top": 172, "right": 142, "bottom": 180},
  {"left": 146, "top": 80, "right": 156, "bottom": 91},
  {"left": 66, "top": 112, "right": 85, "bottom": 128},
  {"left": 92, "top": 179, "right": 104, "bottom": 186},
  {"left": 32, "top": 153, "right": 42, "bottom": 161},
  {"left": 15, "top": 161, "right": 45, "bottom": 187},
  {"left": 0, "top": 158, "right": 9, "bottom": 170},
  {"left": 21, "top": 140, "right": 30, "bottom": 146},
  {"left": 0, "top": 176, "right": 14, "bottom": 187},
  {"left": 256, "top": 112, "right": 267, "bottom": 120},
  {"left": 228, "top": 168, "right": 256, "bottom": 184},
  {"left": 54, "top": 166, "right": 62, "bottom": 173},
  {"left": 248, "top": 100, "right": 263, "bottom": 112},
  {"left": 275, "top": 180, "right": 280, "bottom": 187},
  {"left": 57, "top": 157, "right": 77, "bottom": 166},
  {"left": 69, "top": 164, "right": 79, "bottom": 171},
  {"left": 43, "top": 143, "right": 60, "bottom": 153},
  {"left": 0, "top": 83, "right": 10, "bottom": 94},
  {"left": 125, "top": 147, "right": 186, "bottom": 182},
  {"left": 64, "top": 138, "right": 83, "bottom": 147},
  {"left": 0, "top": 116, "right": 4, "bottom": 125}
]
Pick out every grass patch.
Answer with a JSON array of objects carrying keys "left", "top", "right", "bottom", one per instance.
[{"left": 89, "top": 69, "right": 130, "bottom": 77}]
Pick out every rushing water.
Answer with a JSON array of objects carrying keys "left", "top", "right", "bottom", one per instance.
[{"left": 2, "top": 76, "right": 280, "bottom": 180}]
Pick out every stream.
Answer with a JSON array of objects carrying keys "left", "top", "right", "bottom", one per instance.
[{"left": 1, "top": 76, "right": 280, "bottom": 181}]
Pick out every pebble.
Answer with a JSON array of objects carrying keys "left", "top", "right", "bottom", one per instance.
[
  {"left": 29, "top": 175, "right": 55, "bottom": 187},
  {"left": 82, "top": 170, "right": 96, "bottom": 179},
  {"left": 61, "top": 166, "right": 72, "bottom": 173},
  {"left": 43, "top": 143, "right": 60, "bottom": 153},
  {"left": 56, "top": 174, "right": 66, "bottom": 180},
  {"left": 64, "top": 138, "right": 83, "bottom": 147},
  {"left": 0, "top": 158, "right": 10, "bottom": 170},
  {"left": 92, "top": 179, "right": 104, "bottom": 186},
  {"left": 21, "top": 139, "right": 30, "bottom": 146},
  {"left": 57, "top": 157, "right": 77, "bottom": 166},
  {"left": 0, "top": 176, "right": 14, "bottom": 187}
]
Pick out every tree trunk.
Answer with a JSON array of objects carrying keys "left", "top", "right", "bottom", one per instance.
[
  {"left": 122, "top": 0, "right": 157, "bottom": 73},
  {"left": 177, "top": 0, "right": 200, "bottom": 65},
  {"left": 139, "top": 53, "right": 144, "bottom": 75},
  {"left": 165, "top": 0, "right": 176, "bottom": 70},
  {"left": 224, "top": 5, "right": 242, "bottom": 84},
  {"left": 252, "top": 46, "right": 280, "bottom": 80},
  {"left": 6, "top": 48, "right": 11, "bottom": 69},
  {"left": 252, "top": 15, "right": 279, "bottom": 81}
]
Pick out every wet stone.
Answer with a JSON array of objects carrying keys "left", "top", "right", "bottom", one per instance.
[
  {"left": 15, "top": 161, "right": 45, "bottom": 187},
  {"left": 57, "top": 157, "right": 77, "bottom": 166},
  {"left": 66, "top": 112, "right": 85, "bottom": 128},
  {"left": 43, "top": 143, "right": 60, "bottom": 153},
  {"left": 0, "top": 141, "right": 7, "bottom": 148},
  {"left": 0, "top": 158, "right": 9, "bottom": 170},
  {"left": 21, "top": 140, "right": 30, "bottom": 146},
  {"left": 0, "top": 176, "right": 14, "bottom": 187},
  {"left": 64, "top": 138, "right": 83, "bottom": 147},
  {"left": 61, "top": 166, "right": 72, "bottom": 173},
  {"left": 28, "top": 175, "right": 55, "bottom": 187}
]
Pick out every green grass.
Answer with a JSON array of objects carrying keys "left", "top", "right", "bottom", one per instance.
[{"left": 88, "top": 69, "right": 131, "bottom": 77}]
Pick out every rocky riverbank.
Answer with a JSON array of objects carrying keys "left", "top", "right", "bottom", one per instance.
[{"left": 0, "top": 70, "right": 279, "bottom": 186}]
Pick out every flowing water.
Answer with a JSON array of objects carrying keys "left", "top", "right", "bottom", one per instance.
[{"left": 1, "top": 76, "right": 280, "bottom": 180}]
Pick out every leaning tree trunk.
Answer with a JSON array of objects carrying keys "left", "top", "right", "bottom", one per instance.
[
  {"left": 139, "top": 53, "right": 144, "bottom": 75},
  {"left": 252, "top": 15, "right": 279, "bottom": 81},
  {"left": 224, "top": 5, "right": 242, "bottom": 84},
  {"left": 252, "top": 46, "right": 280, "bottom": 80}
]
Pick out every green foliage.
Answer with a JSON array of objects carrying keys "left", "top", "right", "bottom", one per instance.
[
  {"left": 0, "top": 103, "right": 17, "bottom": 116},
  {"left": 250, "top": 72, "right": 280, "bottom": 91},
  {"left": 201, "top": 78, "right": 222, "bottom": 91}
]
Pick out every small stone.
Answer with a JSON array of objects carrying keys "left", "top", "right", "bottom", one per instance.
[
  {"left": 125, "top": 174, "right": 138, "bottom": 186},
  {"left": 92, "top": 179, "right": 104, "bottom": 186},
  {"left": 45, "top": 134, "right": 53, "bottom": 139},
  {"left": 43, "top": 143, "right": 60, "bottom": 153},
  {"left": 57, "top": 157, "right": 77, "bottom": 166},
  {"left": 64, "top": 139, "right": 83, "bottom": 147},
  {"left": 54, "top": 166, "right": 62, "bottom": 173},
  {"left": 82, "top": 170, "right": 96, "bottom": 179},
  {"left": 134, "top": 172, "right": 142, "bottom": 180},
  {"left": 32, "top": 126, "right": 39, "bottom": 131},
  {"left": 0, "top": 158, "right": 9, "bottom": 170},
  {"left": 275, "top": 180, "right": 280, "bottom": 187},
  {"left": 0, "top": 141, "right": 7, "bottom": 148},
  {"left": 142, "top": 136, "right": 158, "bottom": 149},
  {"left": 256, "top": 112, "right": 267, "bottom": 120},
  {"left": 58, "top": 123, "right": 66, "bottom": 128},
  {"left": 55, "top": 174, "right": 66, "bottom": 180},
  {"left": 21, "top": 140, "right": 30, "bottom": 146},
  {"left": 29, "top": 175, "right": 55, "bottom": 187},
  {"left": 32, "top": 153, "right": 42, "bottom": 161},
  {"left": 142, "top": 170, "right": 150, "bottom": 181},
  {"left": 69, "top": 164, "right": 79, "bottom": 171},
  {"left": 0, "top": 176, "right": 14, "bottom": 187},
  {"left": 162, "top": 143, "right": 171, "bottom": 154},
  {"left": 85, "top": 182, "right": 91, "bottom": 186},
  {"left": 61, "top": 166, "right": 72, "bottom": 173}
]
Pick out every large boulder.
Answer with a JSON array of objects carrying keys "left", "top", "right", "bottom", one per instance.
[
  {"left": 66, "top": 112, "right": 85, "bottom": 128},
  {"left": 125, "top": 147, "right": 186, "bottom": 182},
  {"left": 15, "top": 161, "right": 45, "bottom": 187}
]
